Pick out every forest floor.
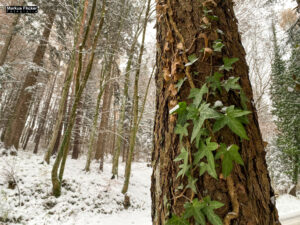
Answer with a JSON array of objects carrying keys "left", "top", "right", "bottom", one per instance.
[{"left": 0, "top": 148, "right": 300, "bottom": 225}]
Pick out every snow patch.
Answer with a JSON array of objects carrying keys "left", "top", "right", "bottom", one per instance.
[
  {"left": 0, "top": 151, "right": 152, "bottom": 225},
  {"left": 277, "top": 194, "right": 300, "bottom": 220}
]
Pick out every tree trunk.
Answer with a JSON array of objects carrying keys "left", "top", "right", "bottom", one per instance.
[
  {"left": 0, "top": 1, "right": 23, "bottom": 66},
  {"left": 44, "top": 0, "right": 89, "bottom": 163},
  {"left": 95, "top": 60, "right": 113, "bottom": 170},
  {"left": 52, "top": 0, "right": 106, "bottom": 197},
  {"left": 33, "top": 74, "right": 57, "bottom": 154},
  {"left": 0, "top": 88, "right": 20, "bottom": 141},
  {"left": 3, "top": 10, "right": 56, "bottom": 149},
  {"left": 22, "top": 93, "right": 43, "bottom": 150},
  {"left": 71, "top": 100, "right": 82, "bottom": 159},
  {"left": 121, "top": 0, "right": 151, "bottom": 194},
  {"left": 111, "top": 19, "right": 142, "bottom": 177},
  {"left": 151, "top": 0, "right": 280, "bottom": 224},
  {"left": 85, "top": 64, "right": 107, "bottom": 172}
]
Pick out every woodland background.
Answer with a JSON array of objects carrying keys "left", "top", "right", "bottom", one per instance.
[{"left": 0, "top": 0, "right": 299, "bottom": 224}]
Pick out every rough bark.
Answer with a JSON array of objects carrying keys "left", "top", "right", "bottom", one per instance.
[
  {"left": 71, "top": 100, "right": 83, "bottom": 159},
  {"left": 0, "top": 88, "right": 20, "bottom": 141},
  {"left": 95, "top": 61, "right": 113, "bottom": 170},
  {"left": 33, "top": 74, "right": 57, "bottom": 154},
  {"left": 84, "top": 65, "right": 106, "bottom": 172},
  {"left": 21, "top": 96, "right": 41, "bottom": 150},
  {"left": 151, "top": 0, "right": 280, "bottom": 224},
  {"left": 3, "top": 10, "right": 56, "bottom": 149},
  {"left": 0, "top": 1, "right": 23, "bottom": 66},
  {"left": 44, "top": 61, "right": 73, "bottom": 163}
]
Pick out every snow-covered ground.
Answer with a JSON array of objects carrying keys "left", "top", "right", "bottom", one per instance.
[
  {"left": 0, "top": 150, "right": 152, "bottom": 225},
  {"left": 0, "top": 149, "right": 300, "bottom": 225},
  {"left": 277, "top": 194, "right": 300, "bottom": 221}
]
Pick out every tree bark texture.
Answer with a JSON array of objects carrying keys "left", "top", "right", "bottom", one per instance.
[
  {"left": 151, "top": 0, "right": 280, "bottom": 224},
  {"left": 33, "top": 74, "right": 57, "bottom": 154},
  {"left": 0, "top": 1, "right": 23, "bottom": 66},
  {"left": 3, "top": 10, "right": 56, "bottom": 149},
  {"left": 95, "top": 62, "right": 113, "bottom": 170}
]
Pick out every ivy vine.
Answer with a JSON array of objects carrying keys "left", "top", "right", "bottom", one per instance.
[{"left": 166, "top": 5, "right": 251, "bottom": 225}]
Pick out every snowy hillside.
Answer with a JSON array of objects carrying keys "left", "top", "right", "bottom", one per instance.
[
  {"left": 1, "top": 150, "right": 300, "bottom": 225},
  {"left": 0, "top": 150, "right": 152, "bottom": 225}
]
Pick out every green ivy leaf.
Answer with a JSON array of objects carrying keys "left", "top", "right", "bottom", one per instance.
[
  {"left": 208, "top": 15, "right": 219, "bottom": 21},
  {"left": 166, "top": 215, "right": 190, "bottom": 225},
  {"left": 200, "top": 197, "right": 224, "bottom": 225},
  {"left": 186, "top": 104, "right": 199, "bottom": 121},
  {"left": 221, "top": 144, "right": 244, "bottom": 177},
  {"left": 219, "top": 57, "right": 239, "bottom": 71},
  {"left": 226, "top": 106, "right": 251, "bottom": 118},
  {"left": 176, "top": 78, "right": 187, "bottom": 92},
  {"left": 228, "top": 145, "right": 244, "bottom": 166},
  {"left": 187, "top": 175, "right": 198, "bottom": 193},
  {"left": 191, "top": 117, "right": 205, "bottom": 143},
  {"left": 186, "top": 54, "right": 199, "bottom": 67},
  {"left": 227, "top": 116, "right": 249, "bottom": 140},
  {"left": 175, "top": 123, "right": 189, "bottom": 142},
  {"left": 202, "top": 207, "right": 223, "bottom": 225},
  {"left": 172, "top": 102, "right": 188, "bottom": 126},
  {"left": 188, "top": 84, "right": 208, "bottom": 107},
  {"left": 240, "top": 89, "right": 248, "bottom": 110},
  {"left": 222, "top": 77, "right": 241, "bottom": 92},
  {"left": 209, "top": 201, "right": 225, "bottom": 209},
  {"left": 199, "top": 103, "right": 222, "bottom": 120},
  {"left": 174, "top": 147, "right": 190, "bottom": 178},
  {"left": 213, "top": 116, "right": 227, "bottom": 132},
  {"left": 206, "top": 72, "right": 223, "bottom": 92},
  {"left": 190, "top": 103, "right": 221, "bottom": 143},
  {"left": 222, "top": 153, "right": 233, "bottom": 177},
  {"left": 184, "top": 199, "right": 206, "bottom": 225},
  {"left": 194, "top": 138, "right": 218, "bottom": 179},
  {"left": 212, "top": 40, "right": 224, "bottom": 52},
  {"left": 213, "top": 107, "right": 250, "bottom": 140}
]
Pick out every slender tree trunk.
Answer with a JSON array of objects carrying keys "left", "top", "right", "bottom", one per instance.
[
  {"left": 33, "top": 74, "right": 57, "bottom": 154},
  {"left": 71, "top": 100, "right": 82, "bottom": 159},
  {"left": 0, "top": 1, "right": 24, "bottom": 66},
  {"left": 84, "top": 65, "right": 106, "bottom": 171},
  {"left": 0, "top": 88, "right": 20, "bottom": 141},
  {"left": 94, "top": 61, "right": 113, "bottom": 170},
  {"left": 44, "top": 62, "right": 73, "bottom": 163},
  {"left": 3, "top": 10, "right": 56, "bottom": 149},
  {"left": 121, "top": 0, "right": 151, "bottom": 194},
  {"left": 52, "top": 0, "right": 106, "bottom": 197},
  {"left": 111, "top": 18, "right": 143, "bottom": 177},
  {"left": 22, "top": 93, "right": 43, "bottom": 150},
  {"left": 151, "top": 0, "right": 280, "bottom": 224},
  {"left": 44, "top": 0, "right": 89, "bottom": 163}
]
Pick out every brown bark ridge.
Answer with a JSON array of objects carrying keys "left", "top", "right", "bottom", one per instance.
[
  {"left": 151, "top": 0, "right": 280, "bottom": 224},
  {"left": 3, "top": 10, "right": 56, "bottom": 149},
  {"left": 71, "top": 100, "right": 83, "bottom": 159},
  {"left": 0, "top": 0, "right": 24, "bottom": 66},
  {"left": 95, "top": 66, "right": 113, "bottom": 170},
  {"left": 33, "top": 74, "right": 57, "bottom": 154}
]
